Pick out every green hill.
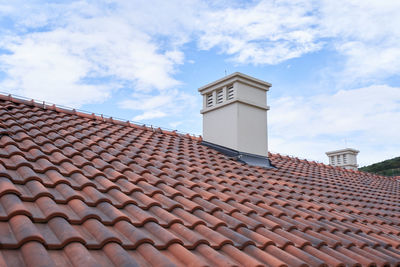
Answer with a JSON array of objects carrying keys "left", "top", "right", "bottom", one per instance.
[{"left": 359, "top": 156, "right": 400, "bottom": 177}]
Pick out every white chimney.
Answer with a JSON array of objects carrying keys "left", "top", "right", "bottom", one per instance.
[
  {"left": 326, "top": 148, "right": 359, "bottom": 171},
  {"left": 199, "top": 72, "right": 271, "bottom": 167}
]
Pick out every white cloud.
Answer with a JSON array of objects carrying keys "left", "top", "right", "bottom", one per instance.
[
  {"left": 1, "top": 0, "right": 400, "bottom": 106},
  {"left": 269, "top": 84, "right": 400, "bottom": 166},
  {"left": 169, "top": 121, "right": 183, "bottom": 129},
  {"left": 119, "top": 89, "right": 197, "bottom": 122},
  {"left": 133, "top": 110, "right": 167, "bottom": 121},
  {"left": 0, "top": 34, "right": 111, "bottom": 107},
  {"left": 0, "top": 0, "right": 191, "bottom": 107},
  {"left": 197, "top": 0, "right": 322, "bottom": 64},
  {"left": 319, "top": 0, "right": 400, "bottom": 83},
  {"left": 195, "top": 0, "right": 400, "bottom": 82}
]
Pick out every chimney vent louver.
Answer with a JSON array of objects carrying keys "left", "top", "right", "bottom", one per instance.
[
  {"left": 227, "top": 86, "right": 234, "bottom": 100},
  {"left": 206, "top": 93, "right": 213, "bottom": 107},
  {"left": 199, "top": 72, "right": 272, "bottom": 168},
  {"left": 216, "top": 89, "right": 223, "bottom": 104}
]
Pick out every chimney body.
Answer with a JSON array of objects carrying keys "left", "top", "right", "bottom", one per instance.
[
  {"left": 326, "top": 148, "right": 359, "bottom": 171},
  {"left": 199, "top": 73, "right": 271, "bottom": 165}
]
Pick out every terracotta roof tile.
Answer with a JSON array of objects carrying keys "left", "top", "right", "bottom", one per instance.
[{"left": 1, "top": 95, "right": 400, "bottom": 266}]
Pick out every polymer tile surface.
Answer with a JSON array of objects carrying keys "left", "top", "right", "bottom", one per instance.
[{"left": 0, "top": 94, "right": 400, "bottom": 267}]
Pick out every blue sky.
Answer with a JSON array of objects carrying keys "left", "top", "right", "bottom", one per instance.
[{"left": 0, "top": 0, "right": 399, "bottom": 166}]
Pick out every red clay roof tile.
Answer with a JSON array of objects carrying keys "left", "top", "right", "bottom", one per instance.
[{"left": 1, "top": 95, "right": 400, "bottom": 266}]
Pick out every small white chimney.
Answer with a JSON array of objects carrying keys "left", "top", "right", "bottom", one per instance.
[
  {"left": 326, "top": 148, "right": 359, "bottom": 171},
  {"left": 199, "top": 72, "right": 271, "bottom": 167}
]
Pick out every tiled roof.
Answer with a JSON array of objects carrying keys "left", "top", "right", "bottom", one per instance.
[{"left": 1, "top": 94, "right": 400, "bottom": 267}]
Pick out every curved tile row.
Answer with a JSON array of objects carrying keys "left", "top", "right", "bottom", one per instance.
[{"left": 1, "top": 98, "right": 400, "bottom": 266}]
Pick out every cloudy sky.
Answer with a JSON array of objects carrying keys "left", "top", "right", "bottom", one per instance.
[{"left": 0, "top": 0, "right": 399, "bottom": 166}]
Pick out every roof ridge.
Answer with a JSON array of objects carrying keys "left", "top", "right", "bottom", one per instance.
[{"left": 0, "top": 92, "right": 202, "bottom": 142}]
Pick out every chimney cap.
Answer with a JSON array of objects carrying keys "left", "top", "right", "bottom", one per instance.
[
  {"left": 198, "top": 72, "right": 271, "bottom": 94},
  {"left": 326, "top": 148, "right": 359, "bottom": 156}
]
